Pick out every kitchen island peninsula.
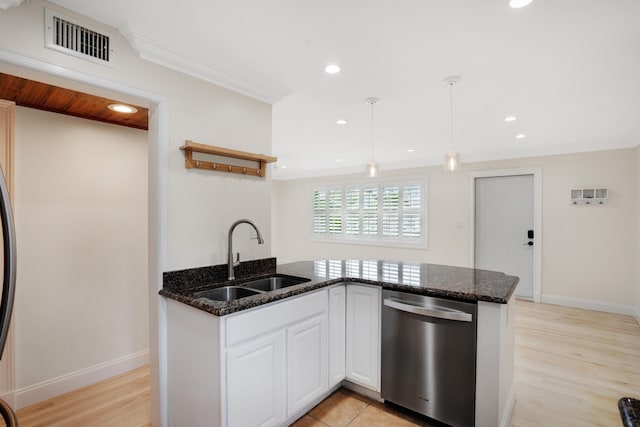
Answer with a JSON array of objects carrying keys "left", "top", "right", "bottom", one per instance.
[{"left": 161, "top": 258, "right": 518, "bottom": 427}]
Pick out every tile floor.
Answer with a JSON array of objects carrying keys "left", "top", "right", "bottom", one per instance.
[{"left": 292, "top": 388, "right": 438, "bottom": 427}]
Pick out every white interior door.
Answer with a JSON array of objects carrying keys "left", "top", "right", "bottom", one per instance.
[{"left": 475, "top": 175, "right": 534, "bottom": 299}]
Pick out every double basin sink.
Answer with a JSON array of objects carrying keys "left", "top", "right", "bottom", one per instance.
[{"left": 194, "top": 275, "right": 310, "bottom": 302}]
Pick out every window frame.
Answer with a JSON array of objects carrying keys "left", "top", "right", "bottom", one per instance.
[{"left": 310, "top": 176, "right": 428, "bottom": 249}]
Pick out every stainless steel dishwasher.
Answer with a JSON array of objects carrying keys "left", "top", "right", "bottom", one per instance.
[{"left": 381, "top": 290, "right": 477, "bottom": 427}]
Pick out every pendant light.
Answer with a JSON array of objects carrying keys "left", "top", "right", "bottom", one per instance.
[
  {"left": 444, "top": 77, "right": 461, "bottom": 172},
  {"left": 365, "top": 97, "right": 380, "bottom": 178}
]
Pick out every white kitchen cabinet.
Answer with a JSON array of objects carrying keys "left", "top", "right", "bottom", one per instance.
[
  {"left": 225, "top": 290, "right": 329, "bottom": 426},
  {"left": 226, "top": 331, "right": 286, "bottom": 427},
  {"left": 345, "top": 284, "right": 381, "bottom": 391},
  {"left": 167, "top": 299, "right": 223, "bottom": 427},
  {"left": 286, "top": 314, "right": 328, "bottom": 416},
  {"left": 328, "top": 284, "right": 346, "bottom": 388}
]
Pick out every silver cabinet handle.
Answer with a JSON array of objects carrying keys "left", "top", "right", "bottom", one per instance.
[{"left": 384, "top": 298, "right": 472, "bottom": 322}]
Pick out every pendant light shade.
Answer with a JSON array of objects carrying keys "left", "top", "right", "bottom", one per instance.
[
  {"left": 445, "top": 151, "right": 461, "bottom": 172},
  {"left": 365, "top": 97, "right": 380, "bottom": 178},
  {"left": 444, "top": 77, "right": 461, "bottom": 172},
  {"left": 366, "top": 160, "right": 379, "bottom": 178}
]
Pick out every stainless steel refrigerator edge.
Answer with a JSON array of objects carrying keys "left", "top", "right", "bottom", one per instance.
[
  {"left": 381, "top": 290, "right": 477, "bottom": 427},
  {"left": 0, "top": 165, "right": 18, "bottom": 426}
]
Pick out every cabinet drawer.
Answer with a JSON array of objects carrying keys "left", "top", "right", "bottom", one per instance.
[{"left": 226, "top": 290, "right": 328, "bottom": 348}]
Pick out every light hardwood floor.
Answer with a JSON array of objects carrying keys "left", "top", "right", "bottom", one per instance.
[
  {"left": 11, "top": 365, "right": 150, "bottom": 427},
  {"left": 510, "top": 301, "right": 640, "bottom": 426},
  {"left": 8, "top": 300, "right": 640, "bottom": 426}
]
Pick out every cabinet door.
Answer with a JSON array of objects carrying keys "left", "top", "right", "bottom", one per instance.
[
  {"left": 328, "top": 285, "right": 346, "bottom": 387},
  {"left": 286, "top": 314, "right": 328, "bottom": 417},
  {"left": 346, "top": 285, "right": 381, "bottom": 391},
  {"left": 227, "top": 332, "right": 286, "bottom": 427}
]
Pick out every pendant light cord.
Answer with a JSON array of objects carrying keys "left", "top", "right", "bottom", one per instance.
[
  {"left": 449, "top": 81, "right": 454, "bottom": 150},
  {"left": 370, "top": 100, "right": 375, "bottom": 160}
]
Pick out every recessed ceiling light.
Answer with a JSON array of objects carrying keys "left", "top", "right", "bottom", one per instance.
[
  {"left": 509, "top": 0, "right": 534, "bottom": 8},
  {"left": 504, "top": 115, "right": 517, "bottom": 122},
  {"left": 336, "top": 158, "right": 343, "bottom": 162},
  {"left": 336, "top": 119, "right": 347, "bottom": 125},
  {"left": 516, "top": 134, "right": 527, "bottom": 139},
  {"left": 280, "top": 165, "right": 288, "bottom": 169},
  {"left": 108, "top": 104, "right": 137, "bottom": 114},
  {"left": 407, "top": 149, "right": 415, "bottom": 153},
  {"left": 325, "top": 64, "right": 340, "bottom": 74}
]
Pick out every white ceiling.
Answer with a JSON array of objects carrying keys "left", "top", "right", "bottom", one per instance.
[{"left": 47, "top": 0, "right": 640, "bottom": 179}]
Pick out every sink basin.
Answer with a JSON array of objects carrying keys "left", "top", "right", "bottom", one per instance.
[
  {"left": 241, "top": 275, "right": 310, "bottom": 292},
  {"left": 193, "top": 275, "right": 310, "bottom": 302},
  {"left": 194, "top": 286, "right": 263, "bottom": 302}
]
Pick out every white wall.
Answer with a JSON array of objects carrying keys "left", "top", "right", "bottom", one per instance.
[
  {"left": 272, "top": 168, "right": 468, "bottom": 266},
  {"left": 273, "top": 148, "right": 637, "bottom": 311},
  {"left": 0, "top": 0, "right": 273, "bottom": 418},
  {"left": 0, "top": 0, "right": 272, "bottom": 271},
  {"left": 14, "top": 107, "right": 148, "bottom": 396}
]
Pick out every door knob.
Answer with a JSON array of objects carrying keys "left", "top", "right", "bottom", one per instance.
[{"left": 523, "top": 241, "right": 533, "bottom": 246}]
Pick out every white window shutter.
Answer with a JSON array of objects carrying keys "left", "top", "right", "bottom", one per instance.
[{"left": 312, "top": 178, "right": 426, "bottom": 247}]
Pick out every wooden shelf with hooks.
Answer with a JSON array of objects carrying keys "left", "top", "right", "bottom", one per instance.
[{"left": 180, "top": 140, "right": 277, "bottom": 177}]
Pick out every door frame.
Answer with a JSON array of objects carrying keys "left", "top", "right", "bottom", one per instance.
[
  {"left": 469, "top": 167, "right": 542, "bottom": 303},
  {"left": 0, "top": 49, "right": 169, "bottom": 426},
  {"left": 0, "top": 99, "right": 15, "bottom": 408}
]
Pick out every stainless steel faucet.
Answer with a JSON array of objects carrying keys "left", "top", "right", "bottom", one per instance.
[{"left": 227, "top": 219, "right": 264, "bottom": 280}]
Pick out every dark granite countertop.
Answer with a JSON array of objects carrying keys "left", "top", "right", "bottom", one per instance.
[{"left": 160, "top": 258, "right": 519, "bottom": 316}]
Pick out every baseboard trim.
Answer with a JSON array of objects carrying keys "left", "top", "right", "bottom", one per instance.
[
  {"left": 500, "top": 385, "right": 516, "bottom": 427},
  {"left": 540, "top": 294, "right": 635, "bottom": 316},
  {"left": 342, "top": 380, "right": 383, "bottom": 403},
  {"left": 15, "top": 349, "right": 149, "bottom": 409},
  {"left": 634, "top": 306, "right": 640, "bottom": 326}
]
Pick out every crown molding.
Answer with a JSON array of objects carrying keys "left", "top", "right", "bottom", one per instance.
[
  {"left": 119, "top": 21, "right": 291, "bottom": 105},
  {"left": 0, "top": 0, "right": 26, "bottom": 10}
]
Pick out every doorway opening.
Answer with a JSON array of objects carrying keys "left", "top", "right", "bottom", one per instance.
[
  {"left": 0, "top": 48, "right": 168, "bottom": 426},
  {"left": 12, "top": 106, "right": 149, "bottom": 409}
]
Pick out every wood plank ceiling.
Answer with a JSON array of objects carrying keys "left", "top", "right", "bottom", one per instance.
[{"left": 0, "top": 73, "right": 148, "bottom": 130}]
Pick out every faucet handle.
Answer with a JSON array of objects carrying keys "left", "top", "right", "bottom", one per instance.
[{"left": 233, "top": 252, "right": 241, "bottom": 267}]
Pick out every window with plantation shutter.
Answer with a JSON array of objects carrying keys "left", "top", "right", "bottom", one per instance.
[
  {"left": 345, "top": 188, "right": 360, "bottom": 235},
  {"left": 311, "top": 177, "right": 427, "bottom": 248},
  {"left": 312, "top": 190, "right": 328, "bottom": 234}
]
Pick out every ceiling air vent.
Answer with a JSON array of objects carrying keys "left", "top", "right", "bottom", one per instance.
[{"left": 44, "top": 8, "right": 114, "bottom": 66}]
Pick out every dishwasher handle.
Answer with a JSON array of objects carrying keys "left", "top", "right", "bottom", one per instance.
[{"left": 384, "top": 298, "right": 473, "bottom": 322}]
